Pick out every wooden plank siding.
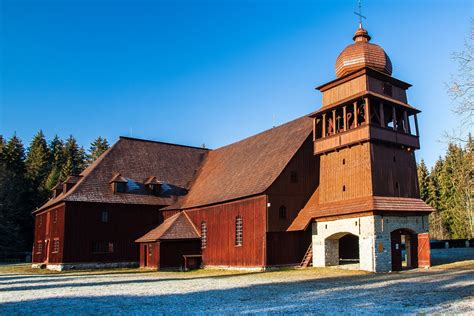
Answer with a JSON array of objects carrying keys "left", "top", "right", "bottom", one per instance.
[
  {"left": 266, "top": 230, "right": 311, "bottom": 265},
  {"left": 185, "top": 195, "right": 267, "bottom": 267},
  {"left": 139, "top": 242, "right": 160, "bottom": 269},
  {"left": 322, "top": 75, "right": 367, "bottom": 106},
  {"left": 370, "top": 144, "right": 420, "bottom": 198},
  {"left": 318, "top": 142, "right": 373, "bottom": 205},
  {"left": 159, "top": 240, "right": 201, "bottom": 269},
  {"left": 32, "top": 203, "right": 66, "bottom": 264},
  {"left": 63, "top": 202, "right": 162, "bottom": 263},
  {"left": 266, "top": 136, "right": 320, "bottom": 232}
]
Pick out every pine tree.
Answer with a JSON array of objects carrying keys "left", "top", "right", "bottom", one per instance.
[
  {"left": 462, "top": 135, "right": 473, "bottom": 238},
  {"left": 427, "top": 158, "right": 446, "bottom": 240},
  {"left": 60, "top": 135, "right": 86, "bottom": 179},
  {"left": 0, "top": 135, "right": 5, "bottom": 153},
  {"left": 45, "top": 135, "right": 65, "bottom": 190},
  {"left": 25, "top": 131, "right": 51, "bottom": 191},
  {"left": 417, "top": 159, "right": 430, "bottom": 202},
  {"left": 88, "top": 137, "right": 110, "bottom": 163},
  {"left": 2, "top": 134, "right": 27, "bottom": 175},
  {"left": 0, "top": 135, "right": 32, "bottom": 251},
  {"left": 439, "top": 143, "right": 471, "bottom": 239}
]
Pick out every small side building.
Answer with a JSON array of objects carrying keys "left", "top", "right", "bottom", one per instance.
[{"left": 136, "top": 212, "right": 201, "bottom": 270}]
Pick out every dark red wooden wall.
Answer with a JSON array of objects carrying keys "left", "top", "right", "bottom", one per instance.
[
  {"left": 266, "top": 230, "right": 311, "bottom": 265},
  {"left": 160, "top": 240, "right": 201, "bottom": 268},
  {"left": 63, "top": 202, "right": 162, "bottom": 263},
  {"left": 186, "top": 195, "right": 267, "bottom": 267},
  {"left": 32, "top": 204, "right": 66, "bottom": 264},
  {"left": 266, "top": 136, "right": 319, "bottom": 232},
  {"left": 139, "top": 242, "right": 160, "bottom": 269}
]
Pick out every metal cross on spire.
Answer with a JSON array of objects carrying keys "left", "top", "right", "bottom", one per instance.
[{"left": 354, "top": 0, "right": 366, "bottom": 28}]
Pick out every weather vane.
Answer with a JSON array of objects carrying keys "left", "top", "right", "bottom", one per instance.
[{"left": 354, "top": 0, "right": 366, "bottom": 26}]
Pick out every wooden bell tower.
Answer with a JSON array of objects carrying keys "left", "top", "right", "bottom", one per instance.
[
  {"left": 310, "top": 26, "right": 421, "bottom": 206},
  {"left": 290, "top": 24, "right": 433, "bottom": 273}
]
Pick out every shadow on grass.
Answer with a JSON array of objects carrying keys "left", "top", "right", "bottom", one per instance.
[{"left": 1, "top": 267, "right": 472, "bottom": 314}]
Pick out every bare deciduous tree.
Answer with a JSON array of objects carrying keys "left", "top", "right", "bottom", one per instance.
[{"left": 447, "top": 19, "right": 474, "bottom": 131}]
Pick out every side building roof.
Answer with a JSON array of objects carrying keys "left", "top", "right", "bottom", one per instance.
[
  {"left": 35, "top": 137, "right": 209, "bottom": 213},
  {"left": 135, "top": 211, "right": 200, "bottom": 242},
  {"left": 166, "top": 115, "right": 313, "bottom": 210}
]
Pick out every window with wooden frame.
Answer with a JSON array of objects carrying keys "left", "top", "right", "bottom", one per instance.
[
  {"left": 38, "top": 215, "right": 43, "bottom": 228},
  {"left": 114, "top": 182, "right": 126, "bottom": 193},
  {"left": 37, "top": 241, "right": 43, "bottom": 254},
  {"left": 201, "top": 221, "right": 207, "bottom": 249},
  {"left": 101, "top": 211, "right": 109, "bottom": 223},
  {"left": 235, "top": 216, "right": 243, "bottom": 246},
  {"left": 279, "top": 206, "right": 287, "bottom": 220},
  {"left": 52, "top": 239, "right": 60, "bottom": 253}
]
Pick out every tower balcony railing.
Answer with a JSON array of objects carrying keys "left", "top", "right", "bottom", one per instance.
[
  {"left": 313, "top": 123, "right": 420, "bottom": 155},
  {"left": 312, "top": 95, "right": 420, "bottom": 155}
]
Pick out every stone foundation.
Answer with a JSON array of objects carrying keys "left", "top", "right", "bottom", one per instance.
[
  {"left": 31, "top": 262, "right": 139, "bottom": 271},
  {"left": 312, "top": 214, "right": 429, "bottom": 272}
]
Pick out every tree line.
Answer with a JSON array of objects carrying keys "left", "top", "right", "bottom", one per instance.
[
  {"left": 0, "top": 132, "right": 109, "bottom": 253},
  {"left": 417, "top": 135, "right": 473, "bottom": 240}
]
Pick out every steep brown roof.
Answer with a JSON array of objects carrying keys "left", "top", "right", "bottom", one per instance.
[
  {"left": 36, "top": 137, "right": 208, "bottom": 212},
  {"left": 288, "top": 195, "right": 434, "bottom": 231},
  {"left": 167, "top": 116, "right": 313, "bottom": 210},
  {"left": 135, "top": 212, "right": 200, "bottom": 242}
]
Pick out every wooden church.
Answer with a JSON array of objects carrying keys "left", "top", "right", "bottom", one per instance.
[{"left": 32, "top": 24, "right": 433, "bottom": 272}]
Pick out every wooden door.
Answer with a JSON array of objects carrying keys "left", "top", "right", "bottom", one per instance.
[
  {"left": 409, "top": 234, "right": 418, "bottom": 268},
  {"left": 143, "top": 245, "right": 148, "bottom": 267},
  {"left": 391, "top": 230, "right": 402, "bottom": 271},
  {"left": 417, "top": 233, "right": 431, "bottom": 268},
  {"left": 44, "top": 239, "right": 50, "bottom": 263}
]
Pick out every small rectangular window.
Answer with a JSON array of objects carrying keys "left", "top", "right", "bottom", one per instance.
[
  {"left": 101, "top": 211, "right": 109, "bottom": 223},
  {"left": 113, "top": 182, "right": 126, "bottom": 193},
  {"left": 52, "top": 239, "right": 60, "bottom": 253},
  {"left": 38, "top": 215, "right": 43, "bottom": 228},
  {"left": 53, "top": 210, "right": 58, "bottom": 224}
]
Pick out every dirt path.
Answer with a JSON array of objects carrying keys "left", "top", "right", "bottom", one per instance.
[{"left": 0, "top": 261, "right": 473, "bottom": 315}]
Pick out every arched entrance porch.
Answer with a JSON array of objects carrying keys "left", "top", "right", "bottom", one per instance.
[
  {"left": 391, "top": 228, "right": 418, "bottom": 271},
  {"left": 324, "top": 232, "right": 360, "bottom": 268}
]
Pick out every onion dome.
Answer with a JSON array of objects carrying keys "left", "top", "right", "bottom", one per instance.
[{"left": 335, "top": 24, "right": 392, "bottom": 78}]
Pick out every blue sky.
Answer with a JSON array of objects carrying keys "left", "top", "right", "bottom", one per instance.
[{"left": 1, "top": 0, "right": 472, "bottom": 168}]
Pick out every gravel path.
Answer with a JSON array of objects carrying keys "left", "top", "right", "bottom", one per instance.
[{"left": 0, "top": 260, "right": 473, "bottom": 314}]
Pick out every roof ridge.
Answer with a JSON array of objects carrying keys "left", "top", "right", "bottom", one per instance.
[
  {"left": 213, "top": 114, "right": 310, "bottom": 152},
  {"left": 119, "top": 136, "right": 210, "bottom": 151}
]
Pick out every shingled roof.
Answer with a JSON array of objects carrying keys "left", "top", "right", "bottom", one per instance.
[
  {"left": 166, "top": 115, "right": 313, "bottom": 210},
  {"left": 36, "top": 137, "right": 208, "bottom": 212},
  {"left": 288, "top": 195, "right": 434, "bottom": 231},
  {"left": 135, "top": 212, "right": 200, "bottom": 242}
]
